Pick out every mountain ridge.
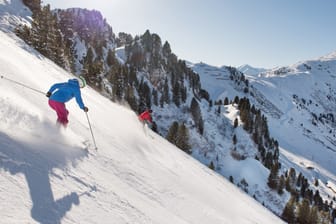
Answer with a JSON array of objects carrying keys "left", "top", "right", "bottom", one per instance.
[{"left": 238, "top": 64, "right": 267, "bottom": 76}]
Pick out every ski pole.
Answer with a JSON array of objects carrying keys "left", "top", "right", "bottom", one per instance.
[
  {"left": 85, "top": 112, "right": 98, "bottom": 150},
  {"left": 1, "top": 75, "right": 45, "bottom": 95}
]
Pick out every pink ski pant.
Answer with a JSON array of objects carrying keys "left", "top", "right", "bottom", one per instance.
[{"left": 48, "top": 100, "right": 69, "bottom": 125}]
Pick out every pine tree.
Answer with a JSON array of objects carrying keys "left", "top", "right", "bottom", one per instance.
[
  {"left": 297, "top": 199, "right": 310, "bottom": 224},
  {"left": 141, "top": 29, "right": 152, "bottom": 52},
  {"left": 162, "top": 41, "right": 172, "bottom": 58},
  {"left": 308, "top": 206, "right": 318, "bottom": 224},
  {"left": 48, "top": 13, "right": 66, "bottom": 68},
  {"left": 152, "top": 89, "right": 158, "bottom": 106},
  {"left": 234, "top": 96, "right": 240, "bottom": 105},
  {"left": 107, "top": 49, "right": 118, "bottom": 67},
  {"left": 313, "top": 190, "right": 323, "bottom": 210},
  {"left": 138, "top": 81, "right": 151, "bottom": 108},
  {"left": 127, "top": 41, "right": 144, "bottom": 69},
  {"left": 172, "top": 81, "right": 181, "bottom": 107},
  {"left": 331, "top": 209, "right": 336, "bottom": 224},
  {"left": 300, "top": 177, "right": 308, "bottom": 198},
  {"left": 282, "top": 196, "right": 296, "bottom": 224},
  {"left": 166, "top": 121, "right": 179, "bottom": 144},
  {"left": 181, "top": 85, "right": 187, "bottom": 104},
  {"left": 232, "top": 134, "right": 237, "bottom": 145},
  {"left": 320, "top": 210, "right": 331, "bottom": 224},
  {"left": 285, "top": 176, "right": 292, "bottom": 193},
  {"left": 217, "top": 105, "right": 221, "bottom": 115},
  {"left": 127, "top": 67, "right": 138, "bottom": 87},
  {"left": 29, "top": 6, "right": 47, "bottom": 55},
  {"left": 278, "top": 175, "right": 285, "bottom": 195},
  {"left": 264, "top": 151, "right": 274, "bottom": 169},
  {"left": 297, "top": 172, "right": 303, "bottom": 187},
  {"left": 176, "top": 123, "right": 191, "bottom": 154},
  {"left": 160, "top": 77, "right": 170, "bottom": 107},
  {"left": 190, "top": 97, "right": 204, "bottom": 135},
  {"left": 111, "top": 67, "right": 125, "bottom": 101},
  {"left": 267, "top": 162, "right": 279, "bottom": 189},
  {"left": 125, "top": 85, "right": 137, "bottom": 111},
  {"left": 234, "top": 118, "right": 238, "bottom": 128},
  {"left": 84, "top": 60, "right": 103, "bottom": 87},
  {"left": 84, "top": 46, "right": 94, "bottom": 66},
  {"left": 224, "top": 97, "right": 229, "bottom": 105},
  {"left": 287, "top": 168, "right": 297, "bottom": 191},
  {"left": 15, "top": 24, "right": 31, "bottom": 44},
  {"left": 23, "top": 0, "right": 41, "bottom": 13},
  {"left": 229, "top": 176, "right": 234, "bottom": 183},
  {"left": 116, "top": 32, "right": 133, "bottom": 47},
  {"left": 209, "top": 161, "right": 215, "bottom": 170}
]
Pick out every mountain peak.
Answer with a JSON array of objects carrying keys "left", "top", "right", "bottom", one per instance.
[
  {"left": 237, "top": 64, "right": 267, "bottom": 76},
  {"left": 319, "top": 50, "right": 336, "bottom": 61}
]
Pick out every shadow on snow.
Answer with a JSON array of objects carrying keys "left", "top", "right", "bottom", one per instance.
[{"left": 0, "top": 129, "right": 90, "bottom": 224}]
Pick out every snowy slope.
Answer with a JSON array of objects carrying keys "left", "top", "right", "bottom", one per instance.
[
  {"left": 248, "top": 55, "right": 336, "bottom": 199},
  {"left": 0, "top": 25, "right": 284, "bottom": 224},
  {"left": 190, "top": 50, "right": 336, "bottom": 214},
  {"left": 191, "top": 63, "right": 239, "bottom": 101},
  {"left": 0, "top": 0, "right": 31, "bottom": 31},
  {"left": 188, "top": 62, "right": 290, "bottom": 213}
]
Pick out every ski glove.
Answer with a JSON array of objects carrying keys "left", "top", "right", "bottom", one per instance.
[
  {"left": 83, "top": 106, "right": 89, "bottom": 112},
  {"left": 46, "top": 92, "right": 51, "bottom": 98}
]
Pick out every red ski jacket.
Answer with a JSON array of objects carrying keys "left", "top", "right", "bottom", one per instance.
[{"left": 138, "top": 110, "right": 152, "bottom": 123}]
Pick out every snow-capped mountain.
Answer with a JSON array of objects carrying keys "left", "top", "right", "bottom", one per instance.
[
  {"left": 238, "top": 64, "right": 267, "bottom": 76},
  {"left": 2, "top": 0, "right": 336, "bottom": 222},
  {"left": 319, "top": 51, "right": 336, "bottom": 61},
  {"left": 189, "top": 50, "right": 336, "bottom": 219},
  {"left": 250, "top": 52, "right": 336, "bottom": 179}
]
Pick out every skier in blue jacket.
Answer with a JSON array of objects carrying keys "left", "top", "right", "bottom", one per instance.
[{"left": 46, "top": 77, "right": 88, "bottom": 127}]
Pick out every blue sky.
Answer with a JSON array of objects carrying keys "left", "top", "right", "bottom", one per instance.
[{"left": 43, "top": 0, "right": 336, "bottom": 68}]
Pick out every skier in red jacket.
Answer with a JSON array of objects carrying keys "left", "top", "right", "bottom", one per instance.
[{"left": 138, "top": 109, "right": 153, "bottom": 125}]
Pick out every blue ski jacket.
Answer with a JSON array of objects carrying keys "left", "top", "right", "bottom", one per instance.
[{"left": 48, "top": 79, "right": 85, "bottom": 109}]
